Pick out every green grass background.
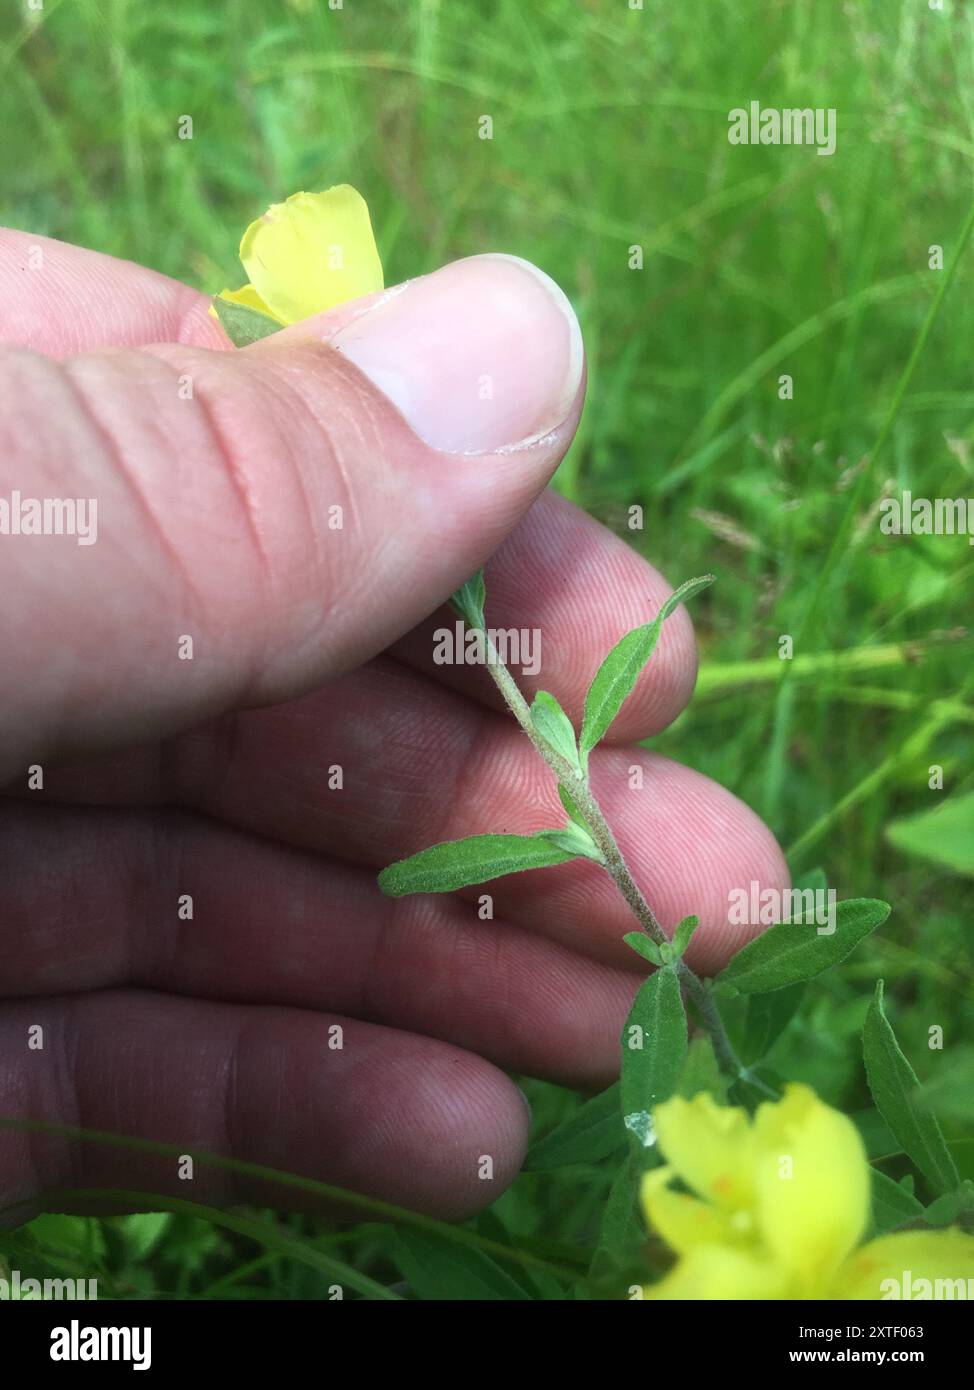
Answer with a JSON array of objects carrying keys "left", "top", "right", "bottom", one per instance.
[{"left": 1, "top": 0, "right": 971, "bottom": 1297}]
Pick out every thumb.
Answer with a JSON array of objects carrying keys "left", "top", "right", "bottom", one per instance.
[{"left": 0, "top": 254, "right": 583, "bottom": 777}]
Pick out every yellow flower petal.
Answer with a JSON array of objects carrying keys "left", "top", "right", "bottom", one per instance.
[
  {"left": 753, "top": 1083, "right": 868, "bottom": 1292},
  {"left": 653, "top": 1092, "right": 756, "bottom": 1211},
  {"left": 832, "top": 1229, "right": 974, "bottom": 1300},
  {"left": 643, "top": 1245, "right": 791, "bottom": 1300},
  {"left": 640, "top": 1167, "right": 744, "bottom": 1255},
  {"left": 239, "top": 185, "right": 384, "bottom": 325},
  {"left": 216, "top": 284, "right": 281, "bottom": 319}
]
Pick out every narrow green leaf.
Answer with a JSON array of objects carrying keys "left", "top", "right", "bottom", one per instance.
[
  {"left": 590, "top": 1154, "right": 646, "bottom": 1289},
  {"left": 448, "top": 570, "right": 486, "bottom": 629},
  {"left": 863, "top": 981, "right": 959, "bottom": 1196},
  {"left": 120, "top": 1211, "right": 171, "bottom": 1261},
  {"left": 530, "top": 690, "right": 581, "bottom": 772},
  {"left": 470, "top": 1211, "right": 567, "bottom": 1299},
  {"left": 621, "top": 966, "right": 688, "bottom": 1127},
  {"left": 524, "top": 1083, "right": 625, "bottom": 1171},
  {"left": 623, "top": 932, "right": 664, "bottom": 968},
  {"left": 669, "top": 914, "right": 699, "bottom": 960},
  {"left": 378, "top": 832, "right": 576, "bottom": 897},
  {"left": 852, "top": 1106, "right": 899, "bottom": 1161},
  {"left": 211, "top": 295, "right": 281, "bottom": 346},
  {"left": 543, "top": 823, "right": 604, "bottom": 863},
  {"left": 924, "top": 1189, "right": 971, "bottom": 1228},
  {"left": 678, "top": 1035, "right": 728, "bottom": 1102},
  {"left": 793, "top": 866, "right": 828, "bottom": 896},
  {"left": 887, "top": 791, "right": 974, "bottom": 877},
  {"left": 580, "top": 575, "right": 714, "bottom": 753},
  {"left": 558, "top": 783, "right": 588, "bottom": 831},
  {"left": 391, "top": 1230, "right": 532, "bottom": 1301},
  {"left": 742, "top": 983, "right": 806, "bottom": 1062},
  {"left": 915, "top": 1045, "right": 974, "bottom": 1124},
  {"left": 870, "top": 1169, "right": 925, "bottom": 1236},
  {"left": 716, "top": 898, "right": 890, "bottom": 994}
]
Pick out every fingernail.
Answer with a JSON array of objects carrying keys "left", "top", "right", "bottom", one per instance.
[{"left": 330, "top": 254, "right": 583, "bottom": 454}]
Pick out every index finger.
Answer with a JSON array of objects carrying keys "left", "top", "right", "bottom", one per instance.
[{"left": 0, "top": 227, "right": 229, "bottom": 355}]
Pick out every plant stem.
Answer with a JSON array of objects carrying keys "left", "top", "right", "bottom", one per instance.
[{"left": 482, "top": 634, "right": 746, "bottom": 1080}]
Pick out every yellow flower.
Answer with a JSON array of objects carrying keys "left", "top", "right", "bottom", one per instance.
[
  {"left": 215, "top": 185, "right": 384, "bottom": 326},
  {"left": 641, "top": 1084, "right": 974, "bottom": 1299}
]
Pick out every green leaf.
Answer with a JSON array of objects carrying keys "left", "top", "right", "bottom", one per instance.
[
  {"left": 716, "top": 898, "right": 890, "bottom": 994},
  {"left": 950, "top": 1138, "right": 974, "bottom": 1183},
  {"left": 542, "top": 822, "right": 604, "bottom": 863},
  {"left": 792, "top": 865, "right": 828, "bottom": 896},
  {"left": 378, "top": 832, "right": 577, "bottom": 897},
  {"left": 678, "top": 1035, "right": 728, "bottom": 1102},
  {"left": 852, "top": 1106, "right": 899, "bottom": 1161},
  {"left": 580, "top": 575, "right": 714, "bottom": 754},
  {"left": 448, "top": 570, "right": 486, "bottom": 629},
  {"left": 923, "top": 1188, "right": 972, "bottom": 1228},
  {"left": 120, "top": 1211, "right": 171, "bottom": 1261},
  {"left": 590, "top": 1154, "right": 647, "bottom": 1288},
  {"left": 870, "top": 1169, "right": 925, "bottom": 1235},
  {"left": 530, "top": 690, "right": 581, "bottom": 772},
  {"left": 524, "top": 1083, "right": 625, "bottom": 1170},
  {"left": 211, "top": 295, "right": 281, "bottom": 346},
  {"left": 623, "top": 932, "right": 664, "bottom": 968},
  {"left": 669, "top": 914, "right": 699, "bottom": 960},
  {"left": 390, "top": 1230, "right": 532, "bottom": 1300},
  {"left": 558, "top": 783, "right": 588, "bottom": 830},
  {"left": 742, "top": 983, "right": 806, "bottom": 1061},
  {"left": 863, "top": 981, "right": 959, "bottom": 1196},
  {"left": 470, "top": 1211, "right": 565, "bottom": 1299},
  {"left": 886, "top": 791, "right": 974, "bottom": 877},
  {"left": 621, "top": 966, "right": 687, "bottom": 1129},
  {"left": 915, "top": 1045, "right": 974, "bottom": 1124}
]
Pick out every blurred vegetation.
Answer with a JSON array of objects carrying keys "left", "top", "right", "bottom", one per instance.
[{"left": 0, "top": 0, "right": 971, "bottom": 1298}]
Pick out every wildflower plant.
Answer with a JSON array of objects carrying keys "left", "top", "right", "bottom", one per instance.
[{"left": 211, "top": 187, "right": 974, "bottom": 1300}]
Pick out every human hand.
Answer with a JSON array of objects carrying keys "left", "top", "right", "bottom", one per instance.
[{"left": 0, "top": 230, "right": 788, "bottom": 1220}]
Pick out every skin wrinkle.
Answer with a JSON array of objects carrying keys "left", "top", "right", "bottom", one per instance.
[
  {"left": 5, "top": 1047, "right": 49, "bottom": 1214},
  {"left": 59, "top": 353, "right": 208, "bottom": 619},
  {"left": 272, "top": 344, "right": 370, "bottom": 541},
  {"left": 56, "top": 1001, "right": 85, "bottom": 1193},
  {"left": 223, "top": 347, "right": 369, "bottom": 676},
  {"left": 11, "top": 1000, "right": 86, "bottom": 1205},
  {"left": 0, "top": 350, "right": 103, "bottom": 764},
  {"left": 219, "top": 1014, "right": 247, "bottom": 1206},
  {"left": 82, "top": 339, "right": 331, "bottom": 715},
  {"left": 187, "top": 366, "right": 274, "bottom": 583},
  {"left": 133, "top": 349, "right": 285, "bottom": 676},
  {"left": 244, "top": 363, "right": 329, "bottom": 618}
]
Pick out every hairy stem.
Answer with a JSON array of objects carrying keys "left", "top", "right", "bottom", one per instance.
[{"left": 483, "top": 634, "right": 746, "bottom": 1080}]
